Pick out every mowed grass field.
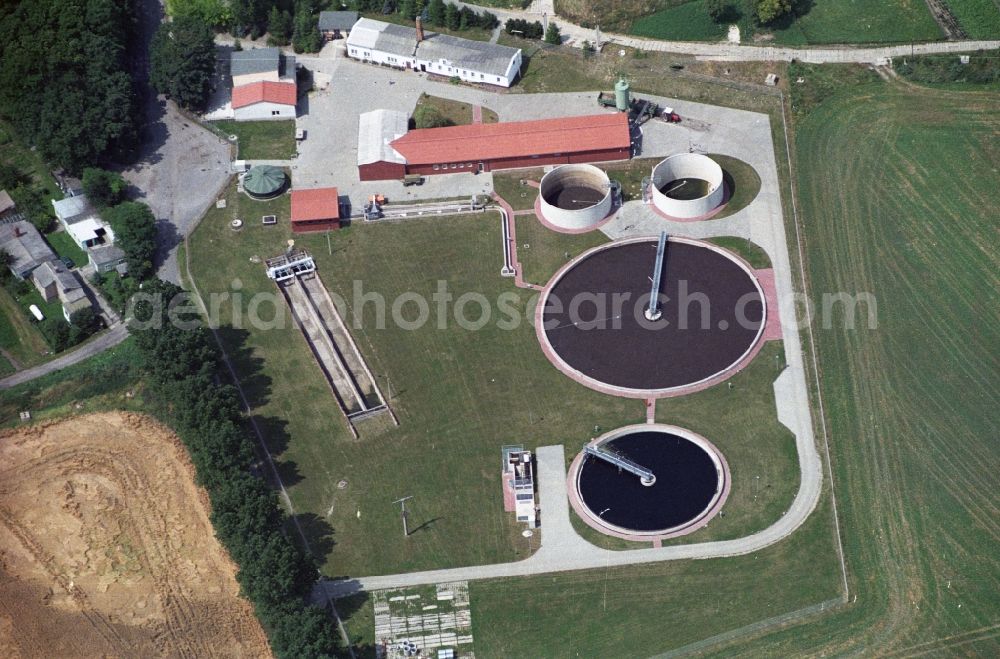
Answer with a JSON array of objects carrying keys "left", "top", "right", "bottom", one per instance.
[
  {"left": 187, "top": 184, "right": 816, "bottom": 581},
  {"left": 630, "top": 0, "right": 943, "bottom": 44},
  {"left": 188, "top": 194, "right": 642, "bottom": 575},
  {"left": 728, "top": 82, "right": 1000, "bottom": 653},
  {"left": 212, "top": 120, "right": 296, "bottom": 160}
]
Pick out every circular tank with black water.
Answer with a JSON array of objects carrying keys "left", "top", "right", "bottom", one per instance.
[
  {"left": 574, "top": 424, "right": 728, "bottom": 537},
  {"left": 538, "top": 164, "right": 613, "bottom": 231},
  {"left": 651, "top": 153, "right": 724, "bottom": 218}
]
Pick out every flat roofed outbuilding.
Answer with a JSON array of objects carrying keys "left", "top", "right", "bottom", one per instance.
[
  {"left": 319, "top": 10, "right": 358, "bottom": 39},
  {"left": 230, "top": 47, "right": 281, "bottom": 78}
]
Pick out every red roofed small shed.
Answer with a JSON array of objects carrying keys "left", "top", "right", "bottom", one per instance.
[{"left": 291, "top": 188, "right": 341, "bottom": 233}]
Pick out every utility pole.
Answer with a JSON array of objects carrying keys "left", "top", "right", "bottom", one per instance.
[{"left": 392, "top": 495, "right": 413, "bottom": 537}]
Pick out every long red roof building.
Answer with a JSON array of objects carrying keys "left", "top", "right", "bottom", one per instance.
[{"left": 358, "top": 111, "right": 631, "bottom": 181}]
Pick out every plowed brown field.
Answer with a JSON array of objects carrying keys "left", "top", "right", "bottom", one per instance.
[{"left": 0, "top": 412, "right": 271, "bottom": 658}]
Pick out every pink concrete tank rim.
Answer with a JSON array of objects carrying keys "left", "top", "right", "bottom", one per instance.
[
  {"left": 565, "top": 423, "right": 731, "bottom": 542},
  {"left": 534, "top": 235, "right": 768, "bottom": 399}
]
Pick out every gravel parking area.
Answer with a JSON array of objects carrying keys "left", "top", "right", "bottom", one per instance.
[
  {"left": 122, "top": 99, "right": 232, "bottom": 284},
  {"left": 292, "top": 52, "right": 773, "bottom": 211}
]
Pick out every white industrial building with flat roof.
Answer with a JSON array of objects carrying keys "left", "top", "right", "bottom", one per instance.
[{"left": 346, "top": 18, "right": 522, "bottom": 88}]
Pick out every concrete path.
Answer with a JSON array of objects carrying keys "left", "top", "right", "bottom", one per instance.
[
  {"left": 454, "top": 0, "right": 998, "bottom": 62},
  {"left": 316, "top": 92, "right": 826, "bottom": 600},
  {"left": 0, "top": 324, "right": 130, "bottom": 391}
]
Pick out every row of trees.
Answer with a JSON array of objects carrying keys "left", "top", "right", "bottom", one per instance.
[
  {"left": 504, "top": 17, "right": 544, "bottom": 39},
  {"left": 503, "top": 17, "right": 563, "bottom": 45},
  {"left": 169, "top": 0, "right": 323, "bottom": 50},
  {"left": 131, "top": 280, "right": 340, "bottom": 658},
  {"left": 0, "top": 0, "right": 139, "bottom": 172},
  {"left": 421, "top": 0, "right": 499, "bottom": 31}
]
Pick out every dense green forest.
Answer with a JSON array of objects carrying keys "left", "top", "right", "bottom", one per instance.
[{"left": 0, "top": 0, "right": 139, "bottom": 172}]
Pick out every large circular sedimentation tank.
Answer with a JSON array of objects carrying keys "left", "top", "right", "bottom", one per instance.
[
  {"left": 571, "top": 424, "right": 729, "bottom": 538},
  {"left": 538, "top": 164, "right": 613, "bottom": 231},
  {"left": 651, "top": 153, "right": 724, "bottom": 218},
  {"left": 537, "top": 236, "right": 765, "bottom": 397},
  {"left": 243, "top": 165, "right": 287, "bottom": 200}
]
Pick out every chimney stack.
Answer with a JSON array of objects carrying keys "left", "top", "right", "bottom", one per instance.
[{"left": 416, "top": 16, "right": 424, "bottom": 43}]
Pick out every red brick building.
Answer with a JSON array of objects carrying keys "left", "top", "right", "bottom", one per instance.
[
  {"left": 357, "top": 112, "right": 631, "bottom": 181},
  {"left": 290, "top": 188, "right": 341, "bottom": 233}
]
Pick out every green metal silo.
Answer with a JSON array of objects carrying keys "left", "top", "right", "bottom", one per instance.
[{"left": 614, "top": 76, "right": 631, "bottom": 112}]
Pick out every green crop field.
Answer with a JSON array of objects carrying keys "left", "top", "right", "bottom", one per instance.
[
  {"left": 945, "top": 0, "right": 1000, "bottom": 38},
  {"left": 710, "top": 80, "right": 999, "bottom": 654},
  {"left": 630, "top": 0, "right": 943, "bottom": 44}
]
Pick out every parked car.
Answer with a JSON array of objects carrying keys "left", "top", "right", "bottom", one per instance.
[{"left": 60, "top": 256, "right": 75, "bottom": 269}]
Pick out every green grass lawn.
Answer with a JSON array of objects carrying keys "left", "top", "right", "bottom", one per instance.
[
  {"left": 630, "top": 0, "right": 944, "bottom": 45},
  {"left": 726, "top": 80, "right": 1000, "bottom": 654},
  {"left": 492, "top": 168, "right": 545, "bottom": 211},
  {"left": 212, "top": 120, "right": 296, "bottom": 160},
  {"left": 631, "top": 0, "right": 732, "bottom": 42},
  {"left": 414, "top": 94, "right": 499, "bottom": 126},
  {"left": 512, "top": 213, "right": 607, "bottom": 286},
  {"left": 43, "top": 229, "right": 87, "bottom": 267},
  {"left": 944, "top": 0, "right": 1000, "bottom": 38},
  {"left": 472, "top": 493, "right": 842, "bottom": 656},
  {"left": 0, "top": 285, "right": 51, "bottom": 366},
  {"left": 707, "top": 236, "right": 771, "bottom": 269},
  {"left": 766, "top": 0, "right": 943, "bottom": 44},
  {"left": 188, "top": 190, "right": 642, "bottom": 575},
  {"left": 187, "top": 179, "right": 809, "bottom": 579}
]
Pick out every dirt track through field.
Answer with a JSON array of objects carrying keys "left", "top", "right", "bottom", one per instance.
[{"left": 0, "top": 412, "right": 270, "bottom": 658}]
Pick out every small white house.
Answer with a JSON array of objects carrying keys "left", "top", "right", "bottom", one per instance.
[
  {"left": 232, "top": 81, "right": 297, "bottom": 121},
  {"left": 51, "top": 195, "right": 115, "bottom": 250}
]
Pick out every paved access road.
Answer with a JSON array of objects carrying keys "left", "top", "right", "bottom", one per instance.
[
  {"left": 0, "top": 324, "right": 130, "bottom": 391},
  {"left": 455, "top": 0, "right": 999, "bottom": 63}
]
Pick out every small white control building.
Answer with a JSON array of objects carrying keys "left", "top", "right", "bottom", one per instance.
[{"left": 502, "top": 445, "right": 537, "bottom": 528}]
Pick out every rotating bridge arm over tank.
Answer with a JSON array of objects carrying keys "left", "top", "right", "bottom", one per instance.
[
  {"left": 645, "top": 231, "right": 668, "bottom": 321},
  {"left": 584, "top": 444, "right": 656, "bottom": 486}
]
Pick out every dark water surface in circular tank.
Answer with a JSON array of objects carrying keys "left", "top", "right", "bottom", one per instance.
[
  {"left": 579, "top": 431, "right": 719, "bottom": 532},
  {"left": 544, "top": 184, "right": 604, "bottom": 209},
  {"left": 659, "top": 177, "right": 711, "bottom": 200}
]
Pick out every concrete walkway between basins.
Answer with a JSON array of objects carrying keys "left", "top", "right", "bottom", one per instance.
[{"left": 317, "top": 98, "right": 825, "bottom": 599}]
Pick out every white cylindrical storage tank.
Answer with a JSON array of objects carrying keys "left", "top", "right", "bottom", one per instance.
[
  {"left": 538, "top": 164, "right": 613, "bottom": 231},
  {"left": 651, "top": 153, "right": 725, "bottom": 219}
]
